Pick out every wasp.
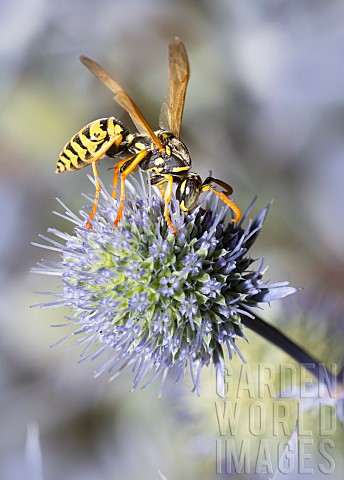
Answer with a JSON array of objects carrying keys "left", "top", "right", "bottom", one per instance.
[{"left": 56, "top": 38, "right": 242, "bottom": 233}]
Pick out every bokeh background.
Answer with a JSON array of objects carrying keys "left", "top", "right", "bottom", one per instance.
[{"left": 1, "top": 0, "right": 344, "bottom": 478}]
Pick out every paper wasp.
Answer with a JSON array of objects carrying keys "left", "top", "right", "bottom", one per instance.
[{"left": 56, "top": 38, "right": 242, "bottom": 233}]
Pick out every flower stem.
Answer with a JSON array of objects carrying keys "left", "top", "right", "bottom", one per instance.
[{"left": 242, "top": 310, "right": 340, "bottom": 384}]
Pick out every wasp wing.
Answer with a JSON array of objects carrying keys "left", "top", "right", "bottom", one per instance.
[
  {"left": 159, "top": 37, "right": 190, "bottom": 138},
  {"left": 80, "top": 55, "right": 163, "bottom": 150}
]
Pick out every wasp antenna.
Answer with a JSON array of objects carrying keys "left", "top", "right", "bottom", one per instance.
[{"left": 201, "top": 184, "right": 242, "bottom": 223}]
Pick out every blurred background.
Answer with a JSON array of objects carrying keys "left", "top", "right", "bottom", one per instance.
[{"left": 1, "top": 0, "right": 344, "bottom": 478}]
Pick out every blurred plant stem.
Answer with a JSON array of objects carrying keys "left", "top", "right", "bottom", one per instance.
[{"left": 242, "top": 310, "right": 342, "bottom": 385}]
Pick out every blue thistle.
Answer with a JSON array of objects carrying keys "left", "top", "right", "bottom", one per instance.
[{"left": 32, "top": 173, "right": 297, "bottom": 396}]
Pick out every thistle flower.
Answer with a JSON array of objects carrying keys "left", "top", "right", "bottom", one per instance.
[{"left": 32, "top": 173, "right": 297, "bottom": 396}]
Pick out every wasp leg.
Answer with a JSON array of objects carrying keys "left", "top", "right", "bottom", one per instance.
[
  {"left": 113, "top": 150, "right": 148, "bottom": 228},
  {"left": 86, "top": 162, "right": 101, "bottom": 230},
  {"left": 163, "top": 175, "right": 177, "bottom": 234},
  {"left": 150, "top": 174, "right": 177, "bottom": 235},
  {"left": 111, "top": 156, "right": 134, "bottom": 199},
  {"left": 81, "top": 134, "right": 124, "bottom": 230},
  {"left": 201, "top": 183, "right": 242, "bottom": 223},
  {"left": 150, "top": 174, "right": 166, "bottom": 198},
  {"left": 157, "top": 184, "right": 166, "bottom": 197}
]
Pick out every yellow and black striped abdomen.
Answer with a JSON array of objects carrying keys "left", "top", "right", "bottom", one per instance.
[{"left": 56, "top": 117, "right": 127, "bottom": 173}]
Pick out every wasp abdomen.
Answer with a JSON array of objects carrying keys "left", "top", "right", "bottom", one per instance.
[{"left": 56, "top": 117, "right": 128, "bottom": 173}]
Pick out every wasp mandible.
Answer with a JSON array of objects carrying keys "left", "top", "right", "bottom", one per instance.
[{"left": 56, "top": 38, "right": 241, "bottom": 233}]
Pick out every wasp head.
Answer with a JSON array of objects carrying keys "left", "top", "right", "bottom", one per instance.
[{"left": 176, "top": 172, "right": 203, "bottom": 212}]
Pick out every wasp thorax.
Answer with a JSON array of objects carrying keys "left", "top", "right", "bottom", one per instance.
[
  {"left": 158, "top": 131, "right": 191, "bottom": 163},
  {"left": 138, "top": 130, "right": 190, "bottom": 176}
]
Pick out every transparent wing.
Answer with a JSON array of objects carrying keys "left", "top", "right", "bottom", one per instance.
[
  {"left": 159, "top": 37, "right": 190, "bottom": 138},
  {"left": 80, "top": 55, "right": 163, "bottom": 150}
]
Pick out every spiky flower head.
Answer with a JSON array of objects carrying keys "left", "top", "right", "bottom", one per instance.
[{"left": 33, "top": 173, "right": 297, "bottom": 396}]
